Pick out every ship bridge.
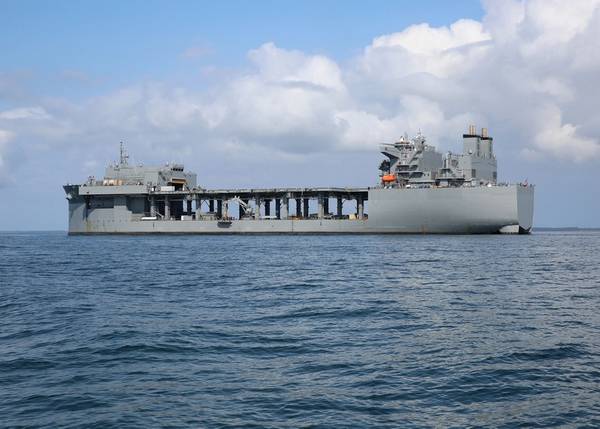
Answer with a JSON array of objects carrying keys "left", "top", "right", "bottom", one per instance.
[{"left": 97, "top": 143, "right": 197, "bottom": 190}]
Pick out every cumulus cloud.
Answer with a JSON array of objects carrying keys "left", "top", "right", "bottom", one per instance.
[
  {"left": 531, "top": 104, "right": 599, "bottom": 161},
  {"left": 352, "top": 0, "right": 600, "bottom": 158},
  {"left": 248, "top": 42, "right": 346, "bottom": 92},
  {"left": 207, "top": 44, "right": 349, "bottom": 151},
  {"left": 361, "top": 19, "right": 491, "bottom": 80},
  {"left": 1, "top": 0, "right": 599, "bottom": 187}
]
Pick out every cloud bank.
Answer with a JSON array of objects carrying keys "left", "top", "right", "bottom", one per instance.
[{"left": 1, "top": 0, "right": 600, "bottom": 185}]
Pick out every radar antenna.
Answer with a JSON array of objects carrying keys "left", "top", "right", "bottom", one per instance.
[{"left": 119, "top": 141, "right": 129, "bottom": 166}]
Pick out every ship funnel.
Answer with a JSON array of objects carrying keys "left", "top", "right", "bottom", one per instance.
[
  {"left": 468, "top": 124, "right": 476, "bottom": 135},
  {"left": 481, "top": 128, "right": 488, "bottom": 138}
]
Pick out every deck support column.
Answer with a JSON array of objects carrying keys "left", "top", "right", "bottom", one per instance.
[
  {"left": 337, "top": 198, "right": 343, "bottom": 217},
  {"left": 209, "top": 199, "right": 215, "bottom": 213},
  {"left": 150, "top": 195, "right": 156, "bottom": 217},
  {"left": 222, "top": 200, "right": 228, "bottom": 219},
  {"left": 275, "top": 199, "right": 281, "bottom": 219},
  {"left": 217, "top": 199, "right": 223, "bottom": 218},
  {"left": 323, "top": 197, "right": 329, "bottom": 217},
  {"left": 281, "top": 197, "right": 288, "bottom": 220},
  {"left": 194, "top": 196, "right": 201, "bottom": 219},
  {"left": 318, "top": 195, "right": 324, "bottom": 219},
  {"left": 164, "top": 196, "right": 170, "bottom": 220},
  {"left": 357, "top": 196, "right": 364, "bottom": 220},
  {"left": 295, "top": 198, "right": 302, "bottom": 218},
  {"left": 264, "top": 199, "right": 271, "bottom": 216},
  {"left": 303, "top": 198, "right": 309, "bottom": 218},
  {"left": 255, "top": 197, "right": 261, "bottom": 219}
]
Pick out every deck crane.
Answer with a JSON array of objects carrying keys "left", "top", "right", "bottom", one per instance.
[{"left": 229, "top": 196, "right": 256, "bottom": 219}]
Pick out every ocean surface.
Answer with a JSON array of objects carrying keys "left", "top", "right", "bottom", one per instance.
[{"left": 1, "top": 231, "right": 599, "bottom": 428}]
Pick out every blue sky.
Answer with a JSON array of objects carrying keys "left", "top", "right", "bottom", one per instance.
[
  {"left": 2, "top": 1, "right": 482, "bottom": 70},
  {"left": 1, "top": 0, "right": 599, "bottom": 229},
  {"left": 1, "top": 0, "right": 483, "bottom": 102}
]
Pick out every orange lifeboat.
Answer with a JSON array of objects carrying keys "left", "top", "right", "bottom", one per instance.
[{"left": 381, "top": 174, "right": 396, "bottom": 183}]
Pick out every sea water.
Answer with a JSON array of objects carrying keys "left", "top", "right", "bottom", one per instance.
[{"left": 1, "top": 231, "right": 599, "bottom": 428}]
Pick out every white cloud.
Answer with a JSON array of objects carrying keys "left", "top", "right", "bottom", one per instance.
[
  {"left": 351, "top": 0, "right": 600, "bottom": 160},
  {"left": 371, "top": 19, "right": 490, "bottom": 54},
  {"left": 0, "top": 107, "right": 51, "bottom": 120},
  {"left": 520, "top": 0, "right": 598, "bottom": 52},
  {"left": 0, "top": 129, "right": 15, "bottom": 186},
  {"left": 248, "top": 42, "right": 346, "bottom": 92},
  {"left": 359, "top": 19, "right": 491, "bottom": 80},
  {"left": 532, "top": 104, "right": 600, "bottom": 162}
]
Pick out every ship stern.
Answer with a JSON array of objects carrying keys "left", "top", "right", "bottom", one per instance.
[{"left": 64, "top": 184, "right": 88, "bottom": 234}]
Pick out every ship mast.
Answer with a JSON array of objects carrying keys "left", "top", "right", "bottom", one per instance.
[{"left": 119, "top": 141, "right": 129, "bottom": 166}]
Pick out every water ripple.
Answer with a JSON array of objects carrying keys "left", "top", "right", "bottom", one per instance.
[{"left": 1, "top": 231, "right": 600, "bottom": 428}]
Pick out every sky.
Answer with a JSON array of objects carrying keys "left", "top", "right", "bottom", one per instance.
[{"left": 1, "top": 0, "right": 599, "bottom": 230}]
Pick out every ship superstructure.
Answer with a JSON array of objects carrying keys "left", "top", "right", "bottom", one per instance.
[
  {"left": 91, "top": 142, "right": 197, "bottom": 189},
  {"left": 379, "top": 125, "right": 497, "bottom": 187},
  {"left": 64, "top": 126, "right": 534, "bottom": 234}
]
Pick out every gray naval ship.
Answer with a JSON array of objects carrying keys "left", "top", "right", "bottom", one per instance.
[{"left": 64, "top": 125, "right": 534, "bottom": 234}]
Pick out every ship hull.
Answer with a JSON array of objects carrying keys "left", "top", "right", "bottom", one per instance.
[
  {"left": 367, "top": 185, "right": 533, "bottom": 234},
  {"left": 65, "top": 185, "right": 533, "bottom": 235}
]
